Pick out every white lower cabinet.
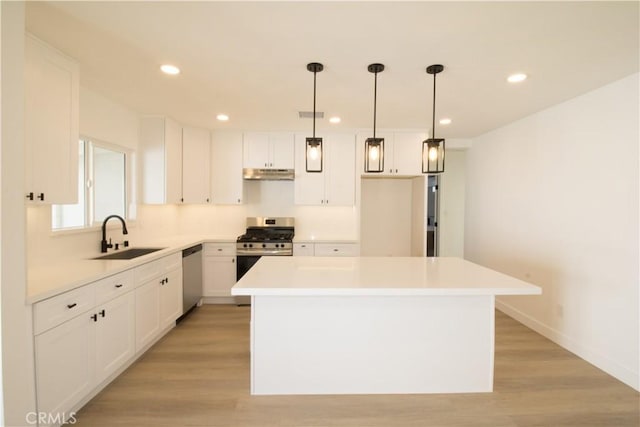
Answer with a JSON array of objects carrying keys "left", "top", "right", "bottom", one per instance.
[
  {"left": 94, "top": 292, "right": 136, "bottom": 384},
  {"left": 34, "top": 290, "right": 135, "bottom": 427},
  {"left": 203, "top": 243, "right": 236, "bottom": 298},
  {"left": 35, "top": 311, "right": 95, "bottom": 427},
  {"left": 134, "top": 254, "right": 183, "bottom": 352},
  {"left": 33, "top": 252, "right": 183, "bottom": 426},
  {"left": 293, "top": 243, "right": 314, "bottom": 256},
  {"left": 294, "top": 242, "right": 360, "bottom": 257},
  {"left": 134, "top": 279, "right": 161, "bottom": 352},
  {"left": 314, "top": 243, "right": 360, "bottom": 257},
  {"left": 160, "top": 268, "right": 183, "bottom": 328}
]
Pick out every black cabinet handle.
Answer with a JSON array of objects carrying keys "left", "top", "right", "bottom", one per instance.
[
  {"left": 115, "top": 284, "right": 123, "bottom": 288},
  {"left": 26, "top": 192, "right": 34, "bottom": 201},
  {"left": 67, "top": 303, "right": 77, "bottom": 309},
  {"left": 165, "top": 277, "right": 169, "bottom": 283},
  {"left": 91, "top": 314, "right": 98, "bottom": 322},
  {"left": 100, "top": 309, "right": 106, "bottom": 317},
  {"left": 37, "top": 193, "right": 45, "bottom": 201}
]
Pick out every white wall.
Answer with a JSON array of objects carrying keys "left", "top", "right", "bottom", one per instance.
[
  {"left": 173, "top": 180, "right": 359, "bottom": 241},
  {"left": 439, "top": 150, "right": 466, "bottom": 257},
  {"left": 1, "top": 2, "right": 37, "bottom": 424},
  {"left": 465, "top": 73, "right": 639, "bottom": 390}
]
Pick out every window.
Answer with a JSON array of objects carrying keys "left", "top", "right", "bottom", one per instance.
[{"left": 52, "top": 138, "right": 131, "bottom": 230}]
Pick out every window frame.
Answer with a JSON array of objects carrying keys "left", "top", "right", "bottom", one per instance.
[{"left": 51, "top": 136, "right": 136, "bottom": 233}]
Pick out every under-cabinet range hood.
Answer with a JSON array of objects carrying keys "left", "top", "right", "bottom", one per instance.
[{"left": 243, "top": 168, "right": 294, "bottom": 180}]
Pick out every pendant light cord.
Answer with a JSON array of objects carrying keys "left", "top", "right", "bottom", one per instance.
[
  {"left": 313, "top": 69, "right": 317, "bottom": 140},
  {"left": 373, "top": 71, "right": 378, "bottom": 140},
  {"left": 432, "top": 71, "right": 437, "bottom": 140}
]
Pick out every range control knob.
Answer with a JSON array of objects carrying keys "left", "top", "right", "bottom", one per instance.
[
  {"left": 262, "top": 243, "right": 266, "bottom": 248},
  {"left": 243, "top": 244, "right": 247, "bottom": 248},
  {"left": 249, "top": 244, "right": 253, "bottom": 248}
]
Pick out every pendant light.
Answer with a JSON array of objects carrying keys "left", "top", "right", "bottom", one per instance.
[
  {"left": 306, "top": 62, "right": 323, "bottom": 173},
  {"left": 422, "top": 64, "right": 445, "bottom": 174},
  {"left": 364, "top": 63, "right": 385, "bottom": 173}
]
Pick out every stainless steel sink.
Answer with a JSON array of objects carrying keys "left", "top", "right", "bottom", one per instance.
[{"left": 92, "top": 247, "right": 165, "bottom": 260}]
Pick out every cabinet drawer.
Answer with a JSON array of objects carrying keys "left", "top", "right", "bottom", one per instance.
[
  {"left": 135, "top": 253, "right": 182, "bottom": 285},
  {"left": 163, "top": 252, "right": 182, "bottom": 272},
  {"left": 293, "top": 243, "right": 314, "bottom": 256},
  {"left": 134, "top": 257, "right": 165, "bottom": 285},
  {"left": 314, "top": 243, "right": 359, "bottom": 257},
  {"left": 204, "top": 243, "right": 236, "bottom": 256},
  {"left": 34, "top": 284, "right": 95, "bottom": 335},
  {"left": 95, "top": 269, "right": 134, "bottom": 306}
]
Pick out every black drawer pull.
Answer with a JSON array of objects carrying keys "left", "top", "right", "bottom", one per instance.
[
  {"left": 91, "top": 314, "right": 98, "bottom": 322},
  {"left": 100, "top": 309, "right": 106, "bottom": 317},
  {"left": 115, "top": 284, "right": 123, "bottom": 288},
  {"left": 67, "top": 303, "right": 77, "bottom": 309}
]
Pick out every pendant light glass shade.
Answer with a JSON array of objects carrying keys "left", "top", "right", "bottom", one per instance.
[
  {"left": 422, "top": 64, "right": 446, "bottom": 174},
  {"left": 306, "top": 62, "right": 323, "bottom": 173},
  {"left": 306, "top": 137, "right": 323, "bottom": 172},
  {"left": 364, "top": 137, "right": 384, "bottom": 173},
  {"left": 422, "top": 138, "right": 445, "bottom": 173},
  {"left": 365, "top": 63, "right": 385, "bottom": 173}
]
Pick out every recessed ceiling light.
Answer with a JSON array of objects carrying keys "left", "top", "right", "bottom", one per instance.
[
  {"left": 329, "top": 116, "right": 341, "bottom": 124},
  {"left": 439, "top": 118, "right": 452, "bottom": 125},
  {"left": 160, "top": 64, "right": 180, "bottom": 75},
  {"left": 216, "top": 114, "right": 229, "bottom": 122},
  {"left": 507, "top": 73, "right": 527, "bottom": 83}
]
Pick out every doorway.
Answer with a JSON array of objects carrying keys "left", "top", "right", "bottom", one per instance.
[{"left": 427, "top": 175, "right": 440, "bottom": 256}]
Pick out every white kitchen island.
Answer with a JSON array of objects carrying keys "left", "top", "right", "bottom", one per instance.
[{"left": 232, "top": 257, "right": 541, "bottom": 395}]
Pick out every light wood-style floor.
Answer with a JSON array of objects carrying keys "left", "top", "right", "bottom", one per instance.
[{"left": 76, "top": 305, "right": 639, "bottom": 426}]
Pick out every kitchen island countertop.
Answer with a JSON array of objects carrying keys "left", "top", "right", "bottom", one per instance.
[{"left": 232, "top": 256, "right": 541, "bottom": 297}]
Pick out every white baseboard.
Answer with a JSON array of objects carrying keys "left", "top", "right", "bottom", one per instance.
[{"left": 496, "top": 299, "right": 639, "bottom": 391}]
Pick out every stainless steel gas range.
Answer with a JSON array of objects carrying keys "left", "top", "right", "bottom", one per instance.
[{"left": 236, "top": 217, "right": 294, "bottom": 282}]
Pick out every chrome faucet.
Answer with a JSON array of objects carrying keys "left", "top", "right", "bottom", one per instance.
[{"left": 101, "top": 215, "right": 129, "bottom": 253}]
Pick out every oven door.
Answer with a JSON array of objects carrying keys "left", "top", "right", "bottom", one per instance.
[{"left": 236, "top": 255, "right": 262, "bottom": 282}]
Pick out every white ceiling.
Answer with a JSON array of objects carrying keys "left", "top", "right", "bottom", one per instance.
[{"left": 26, "top": 1, "right": 639, "bottom": 138}]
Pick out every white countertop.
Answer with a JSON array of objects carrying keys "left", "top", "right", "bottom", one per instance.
[
  {"left": 232, "top": 257, "right": 542, "bottom": 296},
  {"left": 27, "top": 235, "right": 233, "bottom": 303},
  {"left": 27, "top": 235, "right": 362, "bottom": 304}
]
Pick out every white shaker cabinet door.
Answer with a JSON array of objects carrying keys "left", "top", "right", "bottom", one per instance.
[
  {"left": 135, "top": 279, "right": 161, "bottom": 352},
  {"left": 95, "top": 291, "right": 136, "bottom": 385},
  {"left": 392, "top": 132, "right": 424, "bottom": 175},
  {"left": 24, "top": 34, "right": 79, "bottom": 204},
  {"left": 35, "top": 313, "right": 95, "bottom": 426},
  {"left": 211, "top": 131, "right": 244, "bottom": 204},
  {"left": 160, "top": 267, "right": 183, "bottom": 329},
  {"left": 269, "top": 132, "right": 295, "bottom": 169},
  {"left": 139, "top": 116, "right": 183, "bottom": 204},
  {"left": 182, "top": 126, "right": 211, "bottom": 204},
  {"left": 243, "top": 133, "right": 271, "bottom": 169},
  {"left": 325, "top": 134, "right": 356, "bottom": 206},
  {"left": 203, "top": 256, "right": 236, "bottom": 297}
]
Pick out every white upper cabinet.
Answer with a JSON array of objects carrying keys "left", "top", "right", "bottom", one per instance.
[
  {"left": 211, "top": 131, "right": 244, "bottom": 204},
  {"left": 182, "top": 126, "right": 211, "bottom": 204},
  {"left": 392, "top": 132, "right": 425, "bottom": 175},
  {"left": 24, "top": 34, "right": 79, "bottom": 204},
  {"left": 139, "top": 116, "right": 182, "bottom": 204},
  {"left": 243, "top": 132, "right": 294, "bottom": 169},
  {"left": 294, "top": 133, "right": 355, "bottom": 206},
  {"left": 360, "top": 132, "right": 424, "bottom": 176}
]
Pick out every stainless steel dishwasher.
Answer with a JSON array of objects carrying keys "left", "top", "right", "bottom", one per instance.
[{"left": 182, "top": 244, "right": 202, "bottom": 315}]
